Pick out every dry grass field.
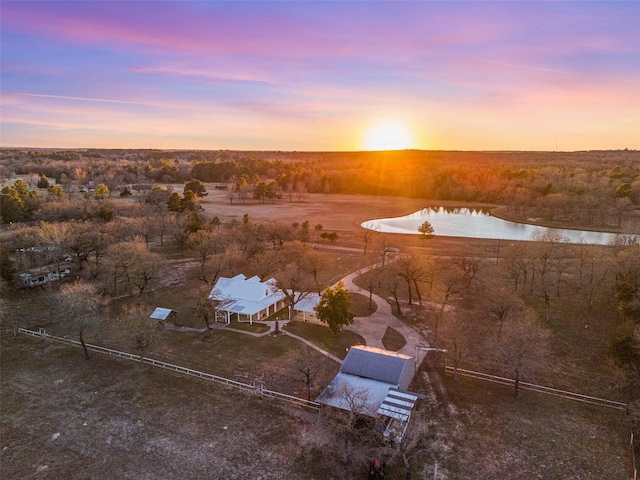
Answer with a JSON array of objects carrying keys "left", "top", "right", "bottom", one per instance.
[{"left": 1, "top": 191, "right": 636, "bottom": 479}]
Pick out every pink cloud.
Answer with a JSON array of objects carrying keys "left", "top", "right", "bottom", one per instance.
[{"left": 1, "top": 2, "right": 505, "bottom": 63}]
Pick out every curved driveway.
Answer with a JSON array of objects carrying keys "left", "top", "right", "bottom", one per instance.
[{"left": 337, "top": 267, "right": 429, "bottom": 358}]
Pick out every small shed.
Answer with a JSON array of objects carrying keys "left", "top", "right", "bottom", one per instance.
[{"left": 150, "top": 307, "right": 176, "bottom": 326}]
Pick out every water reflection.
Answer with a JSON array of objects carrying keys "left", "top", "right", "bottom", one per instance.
[{"left": 362, "top": 207, "right": 626, "bottom": 245}]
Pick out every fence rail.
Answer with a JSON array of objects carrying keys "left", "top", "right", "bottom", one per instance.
[
  {"left": 445, "top": 366, "right": 628, "bottom": 411},
  {"left": 632, "top": 431, "right": 638, "bottom": 480},
  {"left": 17, "top": 328, "right": 321, "bottom": 411}
]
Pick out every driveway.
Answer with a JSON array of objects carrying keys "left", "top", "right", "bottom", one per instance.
[{"left": 337, "top": 267, "right": 429, "bottom": 359}]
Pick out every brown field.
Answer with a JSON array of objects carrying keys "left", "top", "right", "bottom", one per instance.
[{"left": 1, "top": 191, "right": 635, "bottom": 479}]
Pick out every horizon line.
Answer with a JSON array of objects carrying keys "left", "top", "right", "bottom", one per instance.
[{"left": 2, "top": 146, "right": 637, "bottom": 154}]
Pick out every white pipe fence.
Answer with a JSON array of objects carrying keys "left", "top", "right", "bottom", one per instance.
[
  {"left": 632, "top": 431, "right": 638, "bottom": 480},
  {"left": 444, "top": 365, "right": 628, "bottom": 411},
  {"left": 18, "top": 328, "right": 321, "bottom": 411}
]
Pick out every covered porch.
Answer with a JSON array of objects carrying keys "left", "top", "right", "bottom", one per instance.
[{"left": 215, "top": 298, "right": 287, "bottom": 324}]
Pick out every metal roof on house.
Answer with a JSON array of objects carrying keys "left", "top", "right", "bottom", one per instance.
[
  {"left": 341, "top": 345, "right": 413, "bottom": 386},
  {"left": 293, "top": 293, "right": 321, "bottom": 313},
  {"left": 208, "top": 274, "right": 285, "bottom": 316},
  {"left": 150, "top": 307, "right": 174, "bottom": 321}
]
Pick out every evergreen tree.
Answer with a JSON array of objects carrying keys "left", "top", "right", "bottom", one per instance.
[
  {"left": 418, "top": 221, "right": 435, "bottom": 244},
  {"left": 315, "top": 280, "right": 354, "bottom": 334},
  {"left": 0, "top": 249, "right": 17, "bottom": 282},
  {"left": 37, "top": 175, "right": 50, "bottom": 188},
  {"left": 184, "top": 179, "right": 208, "bottom": 197}
]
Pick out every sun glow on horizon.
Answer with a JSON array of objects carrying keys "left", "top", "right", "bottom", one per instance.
[{"left": 361, "top": 119, "right": 416, "bottom": 151}]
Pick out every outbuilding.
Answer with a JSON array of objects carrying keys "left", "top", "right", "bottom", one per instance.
[
  {"left": 316, "top": 345, "right": 422, "bottom": 442},
  {"left": 149, "top": 307, "right": 177, "bottom": 327}
]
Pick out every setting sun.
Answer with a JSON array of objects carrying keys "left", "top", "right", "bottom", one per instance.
[{"left": 362, "top": 120, "right": 416, "bottom": 151}]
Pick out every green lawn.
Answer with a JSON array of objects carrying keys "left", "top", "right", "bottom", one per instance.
[
  {"left": 283, "top": 321, "right": 365, "bottom": 359},
  {"left": 226, "top": 321, "right": 271, "bottom": 333}
]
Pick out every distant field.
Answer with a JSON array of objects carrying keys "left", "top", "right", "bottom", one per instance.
[{"left": 198, "top": 188, "right": 438, "bottom": 231}]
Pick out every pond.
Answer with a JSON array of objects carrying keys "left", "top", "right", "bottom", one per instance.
[{"left": 362, "top": 207, "right": 626, "bottom": 245}]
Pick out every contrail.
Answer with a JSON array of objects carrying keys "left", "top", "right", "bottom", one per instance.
[{"left": 19, "top": 93, "right": 160, "bottom": 107}]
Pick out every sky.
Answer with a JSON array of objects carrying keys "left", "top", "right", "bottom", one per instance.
[{"left": 1, "top": 1, "right": 639, "bottom": 151}]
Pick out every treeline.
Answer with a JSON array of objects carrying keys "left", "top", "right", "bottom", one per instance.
[
  {"left": 192, "top": 157, "right": 307, "bottom": 184},
  {"left": 1, "top": 148, "right": 638, "bottom": 230}
]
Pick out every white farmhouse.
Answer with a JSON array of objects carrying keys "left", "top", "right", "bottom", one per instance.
[{"left": 208, "top": 274, "right": 286, "bottom": 324}]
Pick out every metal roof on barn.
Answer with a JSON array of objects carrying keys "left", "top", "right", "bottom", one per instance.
[
  {"left": 341, "top": 345, "right": 413, "bottom": 388},
  {"left": 316, "top": 345, "right": 417, "bottom": 414},
  {"left": 316, "top": 346, "right": 422, "bottom": 443},
  {"left": 314, "top": 372, "right": 391, "bottom": 414},
  {"left": 377, "top": 388, "right": 422, "bottom": 422}
]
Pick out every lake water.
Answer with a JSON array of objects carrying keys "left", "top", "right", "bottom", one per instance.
[{"left": 361, "top": 207, "right": 625, "bottom": 245}]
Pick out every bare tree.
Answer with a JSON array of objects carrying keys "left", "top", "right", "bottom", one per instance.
[
  {"left": 581, "top": 248, "right": 614, "bottom": 320},
  {"left": 432, "top": 256, "right": 480, "bottom": 345},
  {"left": 66, "top": 220, "right": 108, "bottom": 272},
  {"left": 314, "top": 224, "right": 323, "bottom": 249},
  {"left": 274, "top": 260, "right": 317, "bottom": 319},
  {"left": 251, "top": 249, "right": 277, "bottom": 280},
  {"left": 322, "top": 384, "right": 375, "bottom": 463},
  {"left": 397, "top": 252, "right": 431, "bottom": 306},
  {"left": 129, "top": 215, "right": 157, "bottom": 250},
  {"left": 440, "top": 313, "right": 474, "bottom": 381},
  {"left": 292, "top": 345, "right": 318, "bottom": 401},
  {"left": 193, "top": 284, "right": 215, "bottom": 331},
  {"left": 188, "top": 229, "right": 222, "bottom": 281},
  {"left": 299, "top": 247, "right": 325, "bottom": 293},
  {"left": 613, "top": 197, "right": 633, "bottom": 228},
  {"left": 104, "top": 239, "right": 160, "bottom": 296},
  {"left": 55, "top": 281, "right": 105, "bottom": 360},
  {"left": 502, "top": 242, "right": 534, "bottom": 294},
  {"left": 264, "top": 220, "right": 292, "bottom": 249},
  {"left": 361, "top": 224, "right": 378, "bottom": 255},
  {"left": 146, "top": 188, "right": 172, "bottom": 246},
  {"left": 493, "top": 308, "right": 551, "bottom": 397},
  {"left": 376, "top": 236, "right": 397, "bottom": 268},
  {"left": 382, "top": 260, "right": 404, "bottom": 315},
  {"left": 361, "top": 256, "right": 383, "bottom": 310},
  {"left": 36, "top": 221, "right": 71, "bottom": 275},
  {"left": 128, "top": 243, "right": 161, "bottom": 295},
  {"left": 118, "top": 304, "right": 157, "bottom": 362},
  {"left": 483, "top": 285, "right": 523, "bottom": 340},
  {"left": 531, "top": 232, "right": 566, "bottom": 323},
  {"left": 223, "top": 242, "right": 245, "bottom": 276},
  {"left": 232, "top": 220, "right": 265, "bottom": 257}
]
